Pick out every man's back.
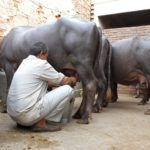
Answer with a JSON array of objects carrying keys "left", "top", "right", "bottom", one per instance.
[{"left": 7, "top": 55, "right": 49, "bottom": 115}]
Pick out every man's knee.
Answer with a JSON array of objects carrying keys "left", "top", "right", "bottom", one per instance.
[{"left": 63, "top": 85, "right": 74, "bottom": 98}]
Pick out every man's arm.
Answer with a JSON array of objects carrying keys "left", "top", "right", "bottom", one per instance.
[{"left": 48, "top": 76, "right": 77, "bottom": 88}]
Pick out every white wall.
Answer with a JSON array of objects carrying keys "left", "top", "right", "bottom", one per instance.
[{"left": 92, "top": 0, "right": 150, "bottom": 16}]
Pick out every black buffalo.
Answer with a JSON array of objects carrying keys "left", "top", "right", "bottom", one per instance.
[
  {"left": 0, "top": 17, "right": 111, "bottom": 124},
  {"left": 93, "top": 36, "right": 112, "bottom": 112},
  {"left": 110, "top": 36, "right": 150, "bottom": 104}
]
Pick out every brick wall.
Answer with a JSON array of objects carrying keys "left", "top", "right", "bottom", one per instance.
[
  {"left": 103, "top": 25, "right": 150, "bottom": 42},
  {"left": 118, "top": 85, "right": 136, "bottom": 96},
  {"left": 72, "top": 0, "right": 91, "bottom": 21},
  {"left": 0, "top": 0, "right": 91, "bottom": 36}
]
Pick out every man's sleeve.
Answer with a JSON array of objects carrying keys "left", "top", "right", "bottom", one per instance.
[{"left": 40, "top": 61, "right": 65, "bottom": 85}]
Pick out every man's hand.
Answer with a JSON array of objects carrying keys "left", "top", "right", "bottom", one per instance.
[
  {"left": 69, "top": 76, "right": 77, "bottom": 87},
  {"left": 60, "top": 76, "right": 77, "bottom": 87}
]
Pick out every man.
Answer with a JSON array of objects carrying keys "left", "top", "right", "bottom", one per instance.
[{"left": 7, "top": 42, "right": 77, "bottom": 132}]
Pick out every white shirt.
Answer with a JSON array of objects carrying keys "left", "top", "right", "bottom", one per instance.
[{"left": 7, "top": 55, "right": 64, "bottom": 118}]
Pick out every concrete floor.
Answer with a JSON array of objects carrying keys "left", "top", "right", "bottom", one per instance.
[{"left": 0, "top": 94, "right": 150, "bottom": 150}]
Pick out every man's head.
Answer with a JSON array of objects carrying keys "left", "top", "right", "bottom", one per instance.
[{"left": 29, "top": 42, "right": 48, "bottom": 60}]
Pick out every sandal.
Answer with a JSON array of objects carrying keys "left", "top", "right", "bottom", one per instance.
[{"left": 31, "top": 123, "right": 62, "bottom": 132}]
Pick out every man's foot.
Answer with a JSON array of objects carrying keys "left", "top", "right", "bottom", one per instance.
[
  {"left": 31, "top": 123, "right": 62, "bottom": 132},
  {"left": 144, "top": 109, "right": 150, "bottom": 115}
]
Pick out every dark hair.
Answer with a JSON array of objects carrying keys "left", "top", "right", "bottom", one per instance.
[{"left": 29, "top": 42, "right": 48, "bottom": 56}]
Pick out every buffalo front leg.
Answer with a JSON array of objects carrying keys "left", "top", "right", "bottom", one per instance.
[
  {"left": 1, "top": 62, "right": 17, "bottom": 113},
  {"left": 0, "top": 70, "right": 7, "bottom": 113}
]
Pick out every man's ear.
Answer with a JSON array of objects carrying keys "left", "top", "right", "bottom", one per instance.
[
  {"left": 39, "top": 51, "right": 44, "bottom": 56},
  {"left": 36, "top": 51, "right": 43, "bottom": 58}
]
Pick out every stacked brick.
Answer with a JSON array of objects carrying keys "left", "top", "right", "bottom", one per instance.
[{"left": 103, "top": 25, "right": 150, "bottom": 42}]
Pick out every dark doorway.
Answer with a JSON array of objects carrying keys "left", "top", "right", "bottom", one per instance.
[{"left": 99, "top": 9, "right": 150, "bottom": 29}]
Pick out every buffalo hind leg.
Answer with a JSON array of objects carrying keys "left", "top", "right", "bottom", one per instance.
[
  {"left": 138, "top": 87, "right": 150, "bottom": 105},
  {"left": 93, "top": 84, "right": 105, "bottom": 113},
  {"left": 77, "top": 81, "right": 96, "bottom": 124},
  {"left": 72, "top": 85, "right": 86, "bottom": 119},
  {"left": 73, "top": 80, "right": 97, "bottom": 124},
  {"left": 93, "top": 80, "right": 112, "bottom": 112},
  {"left": 110, "top": 82, "right": 118, "bottom": 103}
]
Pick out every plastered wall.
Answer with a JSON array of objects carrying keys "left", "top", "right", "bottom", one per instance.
[{"left": 0, "top": 0, "right": 91, "bottom": 37}]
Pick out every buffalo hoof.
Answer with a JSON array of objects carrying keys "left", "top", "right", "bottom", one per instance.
[
  {"left": 144, "top": 109, "right": 150, "bottom": 115},
  {"left": 72, "top": 112, "right": 82, "bottom": 119},
  {"left": 102, "top": 102, "right": 108, "bottom": 107},
  {"left": 92, "top": 104, "right": 102, "bottom": 113},
  {"left": 0, "top": 107, "right": 7, "bottom": 113},
  {"left": 111, "top": 99, "right": 117, "bottom": 103},
  {"left": 0, "top": 110, "right": 7, "bottom": 113},
  {"left": 138, "top": 100, "right": 147, "bottom": 105},
  {"left": 76, "top": 118, "right": 89, "bottom": 124},
  {"left": 134, "top": 95, "right": 140, "bottom": 98}
]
